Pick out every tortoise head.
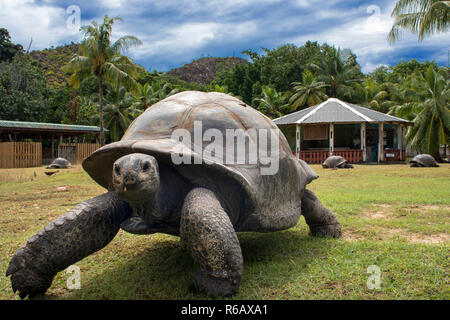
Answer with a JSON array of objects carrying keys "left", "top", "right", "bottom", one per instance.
[{"left": 112, "top": 153, "right": 160, "bottom": 202}]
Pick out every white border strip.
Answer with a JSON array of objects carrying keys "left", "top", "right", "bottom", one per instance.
[
  {"left": 332, "top": 98, "right": 373, "bottom": 122},
  {"left": 296, "top": 99, "right": 330, "bottom": 124},
  {"left": 273, "top": 105, "right": 315, "bottom": 122}
]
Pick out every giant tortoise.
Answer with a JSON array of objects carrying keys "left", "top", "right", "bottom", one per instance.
[
  {"left": 6, "top": 91, "right": 342, "bottom": 298},
  {"left": 322, "top": 155, "right": 354, "bottom": 169},
  {"left": 46, "top": 157, "right": 72, "bottom": 169},
  {"left": 410, "top": 154, "right": 439, "bottom": 167}
]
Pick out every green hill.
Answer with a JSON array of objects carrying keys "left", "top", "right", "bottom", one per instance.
[
  {"left": 29, "top": 43, "right": 247, "bottom": 87},
  {"left": 167, "top": 56, "right": 248, "bottom": 84},
  {"left": 29, "top": 43, "right": 79, "bottom": 88}
]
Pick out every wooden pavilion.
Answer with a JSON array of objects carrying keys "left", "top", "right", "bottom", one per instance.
[
  {"left": 0, "top": 120, "right": 105, "bottom": 168},
  {"left": 273, "top": 98, "right": 413, "bottom": 164}
]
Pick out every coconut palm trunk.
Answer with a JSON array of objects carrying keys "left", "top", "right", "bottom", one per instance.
[
  {"left": 64, "top": 15, "right": 143, "bottom": 145},
  {"left": 98, "top": 74, "right": 104, "bottom": 145}
]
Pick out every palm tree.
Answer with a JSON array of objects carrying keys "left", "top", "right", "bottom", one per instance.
[
  {"left": 131, "top": 81, "right": 180, "bottom": 112},
  {"left": 390, "top": 66, "right": 449, "bottom": 160},
  {"left": 309, "top": 47, "right": 362, "bottom": 100},
  {"left": 65, "top": 15, "right": 142, "bottom": 145},
  {"left": 101, "top": 86, "right": 135, "bottom": 141},
  {"left": 387, "top": 71, "right": 429, "bottom": 119},
  {"left": 289, "top": 69, "right": 328, "bottom": 110},
  {"left": 354, "top": 78, "right": 395, "bottom": 113},
  {"left": 388, "top": 0, "right": 450, "bottom": 43},
  {"left": 253, "top": 86, "right": 290, "bottom": 119}
]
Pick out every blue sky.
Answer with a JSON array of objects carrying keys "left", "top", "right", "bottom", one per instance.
[{"left": 1, "top": 0, "right": 449, "bottom": 73}]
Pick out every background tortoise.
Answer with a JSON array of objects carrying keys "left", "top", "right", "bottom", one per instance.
[
  {"left": 46, "top": 157, "right": 72, "bottom": 169},
  {"left": 410, "top": 154, "right": 439, "bottom": 167},
  {"left": 322, "top": 155, "right": 354, "bottom": 169},
  {"left": 6, "top": 91, "right": 341, "bottom": 298}
]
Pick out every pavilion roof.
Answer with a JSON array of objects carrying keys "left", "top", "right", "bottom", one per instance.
[{"left": 273, "top": 98, "right": 413, "bottom": 126}]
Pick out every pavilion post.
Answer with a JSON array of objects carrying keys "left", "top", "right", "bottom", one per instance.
[
  {"left": 295, "top": 124, "right": 301, "bottom": 159},
  {"left": 397, "top": 124, "right": 403, "bottom": 161},
  {"left": 51, "top": 135, "right": 54, "bottom": 159},
  {"left": 58, "top": 136, "right": 63, "bottom": 158},
  {"left": 329, "top": 123, "right": 334, "bottom": 156},
  {"left": 378, "top": 123, "right": 384, "bottom": 162},
  {"left": 361, "top": 122, "right": 366, "bottom": 162}
]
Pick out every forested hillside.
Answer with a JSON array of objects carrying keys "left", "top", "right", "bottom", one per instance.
[
  {"left": 29, "top": 43, "right": 79, "bottom": 87},
  {"left": 167, "top": 56, "right": 248, "bottom": 84}
]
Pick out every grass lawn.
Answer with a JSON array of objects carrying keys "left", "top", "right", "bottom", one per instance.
[{"left": 0, "top": 163, "right": 448, "bottom": 300}]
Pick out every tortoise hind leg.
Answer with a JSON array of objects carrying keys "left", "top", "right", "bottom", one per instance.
[
  {"left": 6, "top": 191, "right": 131, "bottom": 299},
  {"left": 301, "top": 189, "right": 342, "bottom": 238},
  {"left": 180, "top": 188, "right": 243, "bottom": 297}
]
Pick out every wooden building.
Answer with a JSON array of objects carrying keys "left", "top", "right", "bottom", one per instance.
[
  {"left": 273, "top": 98, "right": 413, "bottom": 164},
  {"left": 0, "top": 120, "right": 106, "bottom": 168}
]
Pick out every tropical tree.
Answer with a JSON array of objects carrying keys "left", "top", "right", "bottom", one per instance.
[
  {"left": 0, "top": 28, "right": 23, "bottom": 62},
  {"left": 354, "top": 78, "right": 395, "bottom": 113},
  {"left": 253, "top": 86, "right": 290, "bottom": 119},
  {"left": 289, "top": 69, "right": 328, "bottom": 110},
  {"left": 65, "top": 15, "right": 142, "bottom": 145},
  {"left": 98, "top": 86, "right": 135, "bottom": 141},
  {"left": 131, "top": 80, "right": 180, "bottom": 113},
  {"left": 76, "top": 95, "right": 98, "bottom": 125},
  {"left": 387, "top": 71, "right": 429, "bottom": 118},
  {"left": 390, "top": 66, "right": 449, "bottom": 159},
  {"left": 309, "top": 47, "right": 363, "bottom": 100},
  {"left": 388, "top": 0, "right": 450, "bottom": 43}
]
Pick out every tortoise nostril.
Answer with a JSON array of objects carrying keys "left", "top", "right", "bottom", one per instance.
[{"left": 123, "top": 174, "right": 137, "bottom": 186}]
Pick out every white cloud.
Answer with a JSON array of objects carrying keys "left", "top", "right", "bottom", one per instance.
[
  {"left": 0, "top": 0, "right": 81, "bottom": 50},
  {"left": 130, "top": 21, "right": 257, "bottom": 58},
  {"left": 290, "top": 2, "right": 449, "bottom": 72},
  {"left": 0, "top": 0, "right": 447, "bottom": 72}
]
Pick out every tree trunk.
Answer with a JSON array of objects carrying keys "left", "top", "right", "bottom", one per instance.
[
  {"left": 434, "top": 149, "right": 442, "bottom": 163},
  {"left": 98, "top": 75, "right": 104, "bottom": 146}
]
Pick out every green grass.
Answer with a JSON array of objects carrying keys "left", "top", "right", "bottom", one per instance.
[{"left": 0, "top": 164, "right": 449, "bottom": 300}]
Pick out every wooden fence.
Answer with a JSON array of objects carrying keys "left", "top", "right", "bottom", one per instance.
[
  {"left": 58, "top": 143, "right": 101, "bottom": 164},
  {"left": 0, "top": 142, "right": 42, "bottom": 168},
  {"left": 297, "top": 149, "right": 362, "bottom": 164},
  {"left": 299, "top": 150, "right": 330, "bottom": 164},
  {"left": 334, "top": 150, "right": 362, "bottom": 163}
]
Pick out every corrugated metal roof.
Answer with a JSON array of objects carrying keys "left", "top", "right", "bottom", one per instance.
[
  {"left": 273, "top": 98, "right": 413, "bottom": 125},
  {"left": 0, "top": 120, "right": 107, "bottom": 132},
  {"left": 273, "top": 105, "right": 315, "bottom": 125}
]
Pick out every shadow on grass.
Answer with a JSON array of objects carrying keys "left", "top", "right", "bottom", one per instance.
[{"left": 47, "top": 229, "right": 335, "bottom": 300}]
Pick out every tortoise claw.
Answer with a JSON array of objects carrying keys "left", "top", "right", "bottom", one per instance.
[{"left": 7, "top": 248, "right": 53, "bottom": 299}]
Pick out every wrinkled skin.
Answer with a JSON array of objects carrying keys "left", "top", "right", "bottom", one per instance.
[{"left": 6, "top": 91, "right": 342, "bottom": 299}]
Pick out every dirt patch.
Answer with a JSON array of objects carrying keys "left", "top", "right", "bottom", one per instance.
[
  {"left": 364, "top": 203, "right": 450, "bottom": 221},
  {"left": 404, "top": 204, "right": 450, "bottom": 211},
  {"left": 364, "top": 204, "right": 394, "bottom": 220},
  {"left": 405, "top": 233, "right": 449, "bottom": 244},
  {"left": 343, "top": 230, "right": 366, "bottom": 241},
  {"left": 342, "top": 227, "right": 449, "bottom": 245}
]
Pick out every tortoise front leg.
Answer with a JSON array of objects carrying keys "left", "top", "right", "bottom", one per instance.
[
  {"left": 301, "top": 189, "right": 342, "bottom": 238},
  {"left": 6, "top": 192, "right": 131, "bottom": 299},
  {"left": 180, "top": 188, "right": 243, "bottom": 297}
]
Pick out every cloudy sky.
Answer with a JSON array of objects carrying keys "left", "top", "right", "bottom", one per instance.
[{"left": 1, "top": 0, "right": 449, "bottom": 73}]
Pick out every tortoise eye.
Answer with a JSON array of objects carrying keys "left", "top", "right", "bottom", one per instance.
[
  {"left": 114, "top": 165, "right": 121, "bottom": 176},
  {"left": 142, "top": 162, "right": 151, "bottom": 173}
]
